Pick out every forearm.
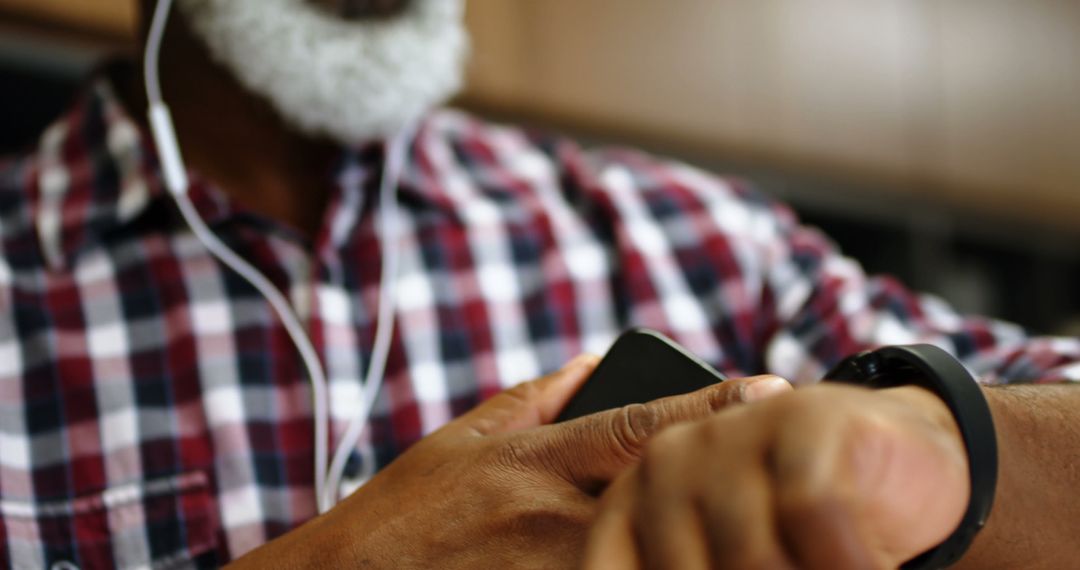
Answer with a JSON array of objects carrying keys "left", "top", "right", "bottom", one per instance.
[
  {"left": 224, "top": 510, "right": 356, "bottom": 569},
  {"left": 955, "top": 384, "right": 1080, "bottom": 569}
]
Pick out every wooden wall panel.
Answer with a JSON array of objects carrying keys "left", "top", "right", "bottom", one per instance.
[
  {"left": 466, "top": 0, "right": 938, "bottom": 177},
  {"left": 463, "top": 0, "right": 1080, "bottom": 226},
  {"left": 464, "top": 0, "right": 937, "bottom": 182},
  {"left": 3, "top": 0, "right": 1077, "bottom": 225},
  {"left": 0, "top": 0, "right": 134, "bottom": 36},
  {"left": 932, "top": 0, "right": 1080, "bottom": 216}
]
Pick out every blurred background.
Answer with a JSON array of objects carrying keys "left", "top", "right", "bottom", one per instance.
[{"left": 2, "top": 0, "right": 1078, "bottom": 335}]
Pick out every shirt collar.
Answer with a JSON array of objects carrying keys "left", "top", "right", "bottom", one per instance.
[
  {"left": 27, "top": 73, "right": 410, "bottom": 270},
  {"left": 29, "top": 78, "right": 167, "bottom": 269}
]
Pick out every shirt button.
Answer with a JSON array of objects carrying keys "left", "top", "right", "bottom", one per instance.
[{"left": 51, "top": 561, "right": 79, "bottom": 570}]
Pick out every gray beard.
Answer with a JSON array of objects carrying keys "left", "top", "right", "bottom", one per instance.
[{"left": 176, "top": 0, "right": 468, "bottom": 144}]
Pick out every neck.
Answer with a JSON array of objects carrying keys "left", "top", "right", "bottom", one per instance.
[{"left": 121, "top": 9, "right": 339, "bottom": 241}]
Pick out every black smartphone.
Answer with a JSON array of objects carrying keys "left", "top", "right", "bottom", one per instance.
[{"left": 556, "top": 328, "right": 728, "bottom": 422}]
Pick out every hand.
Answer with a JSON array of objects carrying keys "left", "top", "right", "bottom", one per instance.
[
  {"left": 584, "top": 383, "right": 971, "bottom": 570},
  {"left": 226, "top": 355, "right": 792, "bottom": 569}
]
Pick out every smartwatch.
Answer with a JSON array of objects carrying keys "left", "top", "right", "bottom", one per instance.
[{"left": 825, "top": 344, "right": 998, "bottom": 570}]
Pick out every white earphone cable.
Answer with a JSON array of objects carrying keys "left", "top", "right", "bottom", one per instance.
[
  {"left": 323, "top": 121, "right": 414, "bottom": 508},
  {"left": 172, "top": 192, "right": 334, "bottom": 511},
  {"left": 144, "top": 0, "right": 409, "bottom": 515},
  {"left": 144, "top": 0, "right": 169, "bottom": 106}
]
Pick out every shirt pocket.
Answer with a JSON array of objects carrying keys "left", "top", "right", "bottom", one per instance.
[{"left": 1, "top": 471, "right": 219, "bottom": 570}]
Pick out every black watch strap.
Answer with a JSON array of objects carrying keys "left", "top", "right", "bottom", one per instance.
[{"left": 825, "top": 344, "right": 998, "bottom": 570}]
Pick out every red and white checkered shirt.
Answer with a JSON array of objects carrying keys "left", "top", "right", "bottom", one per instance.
[{"left": 1, "top": 78, "right": 1077, "bottom": 569}]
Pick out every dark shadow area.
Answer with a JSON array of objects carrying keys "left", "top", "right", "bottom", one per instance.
[{"left": 0, "top": 64, "right": 81, "bottom": 154}]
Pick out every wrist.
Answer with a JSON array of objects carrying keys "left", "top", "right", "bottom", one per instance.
[
  {"left": 825, "top": 345, "right": 999, "bottom": 569},
  {"left": 224, "top": 506, "right": 362, "bottom": 569},
  {"left": 883, "top": 384, "right": 965, "bottom": 447}
]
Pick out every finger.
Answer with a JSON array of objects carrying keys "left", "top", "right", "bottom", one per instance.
[
  {"left": 699, "top": 476, "right": 795, "bottom": 570},
  {"left": 776, "top": 494, "right": 880, "bottom": 570},
  {"left": 742, "top": 374, "right": 794, "bottom": 402},
  {"left": 771, "top": 414, "right": 882, "bottom": 569},
  {"left": 532, "top": 375, "right": 790, "bottom": 488},
  {"left": 633, "top": 425, "right": 712, "bottom": 570},
  {"left": 628, "top": 417, "right": 792, "bottom": 570},
  {"left": 583, "top": 472, "right": 642, "bottom": 570},
  {"left": 695, "top": 435, "right": 795, "bottom": 569},
  {"left": 448, "top": 354, "right": 601, "bottom": 437}
]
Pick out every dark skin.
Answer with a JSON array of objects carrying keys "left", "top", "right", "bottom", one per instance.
[
  {"left": 130, "top": 1, "right": 1080, "bottom": 567},
  {"left": 585, "top": 383, "right": 1080, "bottom": 569},
  {"left": 124, "top": 0, "right": 368, "bottom": 240},
  {"left": 227, "top": 358, "right": 795, "bottom": 568}
]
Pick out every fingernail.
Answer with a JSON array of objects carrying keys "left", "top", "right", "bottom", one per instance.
[
  {"left": 744, "top": 376, "right": 792, "bottom": 401},
  {"left": 563, "top": 353, "right": 600, "bottom": 373}
]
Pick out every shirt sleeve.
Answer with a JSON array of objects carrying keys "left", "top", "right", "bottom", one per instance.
[
  {"left": 574, "top": 143, "right": 1080, "bottom": 385},
  {"left": 748, "top": 182, "right": 1080, "bottom": 386}
]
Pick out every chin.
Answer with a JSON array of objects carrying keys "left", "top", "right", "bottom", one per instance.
[{"left": 177, "top": 0, "right": 468, "bottom": 143}]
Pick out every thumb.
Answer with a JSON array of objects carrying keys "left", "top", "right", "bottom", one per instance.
[
  {"left": 530, "top": 375, "right": 791, "bottom": 490},
  {"left": 448, "top": 354, "right": 602, "bottom": 437}
]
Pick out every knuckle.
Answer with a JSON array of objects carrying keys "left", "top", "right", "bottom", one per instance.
[
  {"left": 504, "top": 379, "right": 541, "bottom": 405},
  {"left": 843, "top": 413, "right": 892, "bottom": 451},
  {"left": 637, "top": 423, "right": 692, "bottom": 485},
  {"left": 492, "top": 432, "right": 579, "bottom": 482},
  {"left": 776, "top": 481, "right": 845, "bottom": 526},
  {"left": 609, "top": 403, "right": 660, "bottom": 461},
  {"left": 712, "top": 380, "right": 755, "bottom": 407},
  {"left": 492, "top": 436, "right": 539, "bottom": 472},
  {"left": 637, "top": 438, "right": 669, "bottom": 487},
  {"left": 696, "top": 415, "right": 729, "bottom": 449}
]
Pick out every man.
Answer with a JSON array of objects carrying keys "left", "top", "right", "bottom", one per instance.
[{"left": 0, "top": 0, "right": 1076, "bottom": 568}]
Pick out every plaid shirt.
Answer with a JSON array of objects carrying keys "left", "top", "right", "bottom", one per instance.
[{"left": 1, "top": 78, "right": 1078, "bottom": 570}]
